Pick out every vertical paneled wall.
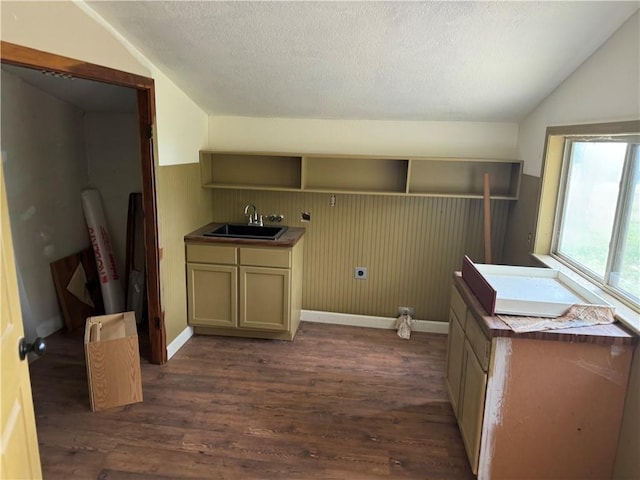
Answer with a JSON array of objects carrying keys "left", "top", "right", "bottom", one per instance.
[
  {"left": 156, "top": 163, "right": 213, "bottom": 344},
  {"left": 212, "top": 190, "right": 509, "bottom": 322}
]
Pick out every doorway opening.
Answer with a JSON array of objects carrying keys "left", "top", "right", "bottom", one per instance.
[{"left": 1, "top": 41, "right": 166, "bottom": 365}]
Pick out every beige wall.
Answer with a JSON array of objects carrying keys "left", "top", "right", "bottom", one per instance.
[
  {"left": 502, "top": 174, "right": 540, "bottom": 267},
  {"left": 0, "top": 1, "right": 149, "bottom": 77},
  {"left": 507, "top": 12, "right": 640, "bottom": 478},
  {"left": 212, "top": 190, "right": 509, "bottom": 322},
  {"left": 156, "top": 164, "right": 212, "bottom": 343},
  {"left": 207, "top": 118, "right": 519, "bottom": 321},
  {"left": 209, "top": 116, "right": 518, "bottom": 159}
]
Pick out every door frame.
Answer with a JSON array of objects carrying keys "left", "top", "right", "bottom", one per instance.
[{"left": 0, "top": 41, "right": 166, "bottom": 364}]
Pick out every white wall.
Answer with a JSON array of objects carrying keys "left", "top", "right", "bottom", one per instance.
[
  {"left": 1, "top": 71, "right": 143, "bottom": 339},
  {"left": 1, "top": 0, "right": 210, "bottom": 349},
  {"left": 0, "top": 69, "right": 90, "bottom": 340},
  {"left": 76, "top": 1, "right": 209, "bottom": 166},
  {"left": 513, "top": 11, "right": 640, "bottom": 480},
  {"left": 0, "top": 1, "right": 209, "bottom": 167},
  {"left": 518, "top": 11, "right": 640, "bottom": 177},
  {"left": 209, "top": 116, "right": 519, "bottom": 159},
  {"left": 85, "top": 112, "right": 142, "bottom": 277}
]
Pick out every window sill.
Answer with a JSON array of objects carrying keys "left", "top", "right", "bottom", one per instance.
[{"left": 531, "top": 254, "right": 640, "bottom": 335}]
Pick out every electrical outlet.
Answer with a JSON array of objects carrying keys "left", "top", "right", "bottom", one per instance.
[
  {"left": 354, "top": 267, "right": 368, "bottom": 280},
  {"left": 397, "top": 306, "right": 415, "bottom": 317}
]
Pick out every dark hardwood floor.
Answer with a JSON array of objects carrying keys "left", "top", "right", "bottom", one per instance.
[{"left": 29, "top": 322, "right": 473, "bottom": 479}]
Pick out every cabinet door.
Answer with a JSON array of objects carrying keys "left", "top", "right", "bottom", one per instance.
[
  {"left": 187, "top": 263, "right": 237, "bottom": 327},
  {"left": 445, "top": 309, "right": 465, "bottom": 414},
  {"left": 239, "top": 266, "right": 290, "bottom": 331},
  {"left": 459, "top": 340, "right": 487, "bottom": 475}
]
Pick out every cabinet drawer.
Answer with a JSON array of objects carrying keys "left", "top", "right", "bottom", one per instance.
[
  {"left": 451, "top": 285, "right": 467, "bottom": 331},
  {"left": 186, "top": 244, "right": 237, "bottom": 265},
  {"left": 465, "top": 311, "right": 490, "bottom": 372},
  {"left": 240, "top": 247, "right": 291, "bottom": 268}
]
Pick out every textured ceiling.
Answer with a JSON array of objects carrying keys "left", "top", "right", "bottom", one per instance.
[{"left": 84, "top": 1, "right": 638, "bottom": 121}]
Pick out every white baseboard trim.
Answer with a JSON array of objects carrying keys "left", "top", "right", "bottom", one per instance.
[
  {"left": 167, "top": 311, "right": 446, "bottom": 359},
  {"left": 167, "top": 325, "right": 194, "bottom": 360},
  {"left": 36, "top": 315, "right": 63, "bottom": 338},
  {"left": 301, "top": 310, "right": 449, "bottom": 335}
]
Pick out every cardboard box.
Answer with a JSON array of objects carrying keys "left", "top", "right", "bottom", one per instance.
[{"left": 84, "top": 312, "right": 143, "bottom": 412}]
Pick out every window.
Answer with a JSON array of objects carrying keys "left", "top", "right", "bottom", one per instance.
[
  {"left": 535, "top": 121, "right": 640, "bottom": 313},
  {"left": 554, "top": 139, "right": 639, "bottom": 304}
]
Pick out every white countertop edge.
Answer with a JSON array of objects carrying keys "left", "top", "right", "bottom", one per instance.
[{"left": 532, "top": 254, "right": 640, "bottom": 335}]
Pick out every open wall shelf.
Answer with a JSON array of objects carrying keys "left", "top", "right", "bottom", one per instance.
[
  {"left": 303, "top": 156, "right": 408, "bottom": 194},
  {"left": 200, "top": 152, "right": 302, "bottom": 191},
  {"left": 200, "top": 150, "right": 522, "bottom": 200},
  {"left": 408, "top": 158, "right": 522, "bottom": 199}
]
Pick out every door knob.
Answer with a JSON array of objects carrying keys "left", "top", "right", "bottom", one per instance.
[{"left": 19, "top": 337, "right": 46, "bottom": 361}]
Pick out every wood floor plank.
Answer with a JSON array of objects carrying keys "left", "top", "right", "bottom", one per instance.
[
  {"left": 97, "top": 469, "right": 181, "bottom": 480},
  {"left": 38, "top": 443, "right": 106, "bottom": 480},
  {"left": 180, "top": 427, "right": 392, "bottom": 475},
  {"left": 29, "top": 321, "right": 473, "bottom": 479}
]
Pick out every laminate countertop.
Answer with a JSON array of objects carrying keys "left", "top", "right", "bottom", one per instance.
[
  {"left": 454, "top": 272, "right": 638, "bottom": 347},
  {"left": 185, "top": 222, "right": 305, "bottom": 248}
]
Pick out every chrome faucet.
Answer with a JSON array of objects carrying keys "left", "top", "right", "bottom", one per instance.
[{"left": 244, "top": 203, "right": 263, "bottom": 226}]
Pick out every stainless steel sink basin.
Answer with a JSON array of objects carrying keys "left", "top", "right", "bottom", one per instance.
[{"left": 204, "top": 224, "right": 288, "bottom": 240}]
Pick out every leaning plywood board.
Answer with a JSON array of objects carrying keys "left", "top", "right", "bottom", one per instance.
[
  {"left": 462, "top": 256, "right": 609, "bottom": 317},
  {"left": 50, "top": 248, "right": 105, "bottom": 331}
]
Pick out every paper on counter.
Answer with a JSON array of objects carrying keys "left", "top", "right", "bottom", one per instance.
[{"left": 499, "top": 304, "right": 615, "bottom": 333}]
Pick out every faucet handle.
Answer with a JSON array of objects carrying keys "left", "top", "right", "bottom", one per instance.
[{"left": 266, "top": 214, "right": 284, "bottom": 223}]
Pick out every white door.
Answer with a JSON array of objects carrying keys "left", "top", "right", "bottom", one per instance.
[{"left": 0, "top": 158, "right": 42, "bottom": 479}]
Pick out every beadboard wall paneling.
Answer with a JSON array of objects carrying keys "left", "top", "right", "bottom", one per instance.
[
  {"left": 156, "top": 163, "right": 213, "bottom": 344},
  {"left": 503, "top": 174, "right": 541, "bottom": 267},
  {"left": 211, "top": 190, "right": 508, "bottom": 322}
]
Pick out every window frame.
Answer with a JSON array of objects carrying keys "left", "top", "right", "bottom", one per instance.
[{"left": 534, "top": 121, "right": 640, "bottom": 315}]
